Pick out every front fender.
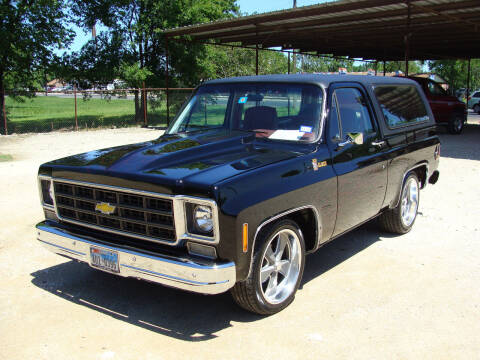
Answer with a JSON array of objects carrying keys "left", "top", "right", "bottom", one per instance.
[{"left": 214, "top": 147, "right": 337, "bottom": 281}]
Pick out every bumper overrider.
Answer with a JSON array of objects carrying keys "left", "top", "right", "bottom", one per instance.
[{"left": 36, "top": 221, "right": 236, "bottom": 294}]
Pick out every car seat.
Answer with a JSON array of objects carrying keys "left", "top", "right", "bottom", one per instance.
[{"left": 243, "top": 106, "right": 278, "bottom": 130}]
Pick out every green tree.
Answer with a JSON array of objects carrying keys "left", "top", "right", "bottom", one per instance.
[
  {"left": 200, "top": 45, "right": 288, "bottom": 79},
  {"left": 428, "top": 59, "right": 480, "bottom": 92},
  {"left": 377, "top": 61, "right": 422, "bottom": 75},
  {"left": 300, "top": 54, "right": 354, "bottom": 73},
  {"left": 0, "top": 0, "right": 74, "bottom": 134},
  {"left": 58, "top": 31, "right": 127, "bottom": 88},
  {"left": 68, "top": 0, "right": 238, "bottom": 121}
]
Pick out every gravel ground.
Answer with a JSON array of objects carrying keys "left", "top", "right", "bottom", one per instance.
[{"left": 0, "top": 115, "right": 479, "bottom": 360}]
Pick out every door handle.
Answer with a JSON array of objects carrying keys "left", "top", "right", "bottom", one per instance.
[
  {"left": 371, "top": 140, "right": 385, "bottom": 147},
  {"left": 338, "top": 138, "right": 353, "bottom": 148},
  {"left": 337, "top": 133, "right": 364, "bottom": 148}
]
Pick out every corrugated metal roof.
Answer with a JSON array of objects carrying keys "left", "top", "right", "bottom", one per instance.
[{"left": 164, "top": 0, "right": 480, "bottom": 60}]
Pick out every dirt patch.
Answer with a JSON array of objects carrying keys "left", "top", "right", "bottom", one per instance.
[{"left": 0, "top": 121, "right": 479, "bottom": 360}]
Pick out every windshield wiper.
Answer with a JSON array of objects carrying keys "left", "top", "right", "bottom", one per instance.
[
  {"left": 179, "top": 125, "right": 224, "bottom": 133},
  {"left": 234, "top": 128, "right": 270, "bottom": 134}
]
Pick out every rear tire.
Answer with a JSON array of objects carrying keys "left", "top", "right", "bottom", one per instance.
[
  {"left": 447, "top": 112, "right": 464, "bottom": 134},
  {"left": 379, "top": 173, "right": 420, "bottom": 234},
  {"left": 231, "top": 219, "right": 305, "bottom": 315}
]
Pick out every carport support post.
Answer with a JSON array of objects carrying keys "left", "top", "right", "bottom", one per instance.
[
  {"left": 404, "top": 38, "right": 410, "bottom": 77},
  {"left": 288, "top": 52, "right": 291, "bottom": 74},
  {"left": 466, "top": 58, "right": 471, "bottom": 103},
  {"left": 255, "top": 44, "right": 259, "bottom": 75},
  {"left": 375, "top": 61, "right": 378, "bottom": 76},
  {"left": 165, "top": 35, "right": 170, "bottom": 126},
  {"left": 383, "top": 60, "right": 386, "bottom": 76},
  {"left": 404, "top": 0, "right": 411, "bottom": 77}
]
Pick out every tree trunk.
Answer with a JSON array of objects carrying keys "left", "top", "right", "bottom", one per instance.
[
  {"left": 134, "top": 89, "right": 142, "bottom": 123},
  {"left": 140, "top": 89, "right": 147, "bottom": 125},
  {"left": 0, "top": 73, "right": 6, "bottom": 135},
  {"left": 139, "top": 90, "right": 145, "bottom": 123}
]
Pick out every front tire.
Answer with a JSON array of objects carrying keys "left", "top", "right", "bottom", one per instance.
[
  {"left": 231, "top": 219, "right": 305, "bottom": 315},
  {"left": 379, "top": 172, "right": 420, "bottom": 234},
  {"left": 474, "top": 104, "right": 480, "bottom": 115}
]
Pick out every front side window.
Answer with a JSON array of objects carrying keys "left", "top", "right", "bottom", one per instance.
[
  {"left": 167, "top": 83, "right": 324, "bottom": 142},
  {"left": 334, "top": 88, "right": 375, "bottom": 139},
  {"left": 328, "top": 95, "right": 341, "bottom": 140},
  {"left": 374, "top": 85, "right": 430, "bottom": 128}
]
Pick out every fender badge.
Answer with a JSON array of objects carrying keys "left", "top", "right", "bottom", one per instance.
[
  {"left": 312, "top": 159, "right": 327, "bottom": 171},
  {"left": 95, "top": 202, "right": 116, "bottom": 215}
]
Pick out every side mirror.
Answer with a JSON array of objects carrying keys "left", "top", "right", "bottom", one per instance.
[
  {"left": 338, "top": 132, "right": 364, "bottom": 147},
  {"left": 351, "top": 132, "right": 364, "bottom": 145}
]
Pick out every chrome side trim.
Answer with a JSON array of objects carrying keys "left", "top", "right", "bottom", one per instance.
[
  {"left": 247, "top": 205, "right": 321, "bottom": 278},
  {"left": 392, "top": 161, "right": 429, "bottom": 209},
  {"left": 45, "top": 177, "right": 220, "bottom": 246},
  {"left": 36, "top": 221, "right": 235, "bottom": 295}
]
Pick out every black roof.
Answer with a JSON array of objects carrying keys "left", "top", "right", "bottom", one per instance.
[{"left": 204, "top": 74, "right": 419, "bottom": 87}]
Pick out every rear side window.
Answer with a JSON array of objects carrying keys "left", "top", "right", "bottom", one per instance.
[
  {"left": 373, "top": 85, "right": 430, "bottom": 128},
  {"left": 427, "top": 80, "right": 447, "bottom": 96}
]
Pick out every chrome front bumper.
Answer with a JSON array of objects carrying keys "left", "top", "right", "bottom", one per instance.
[{"left": 36, "top": 222, "right": 236, "bottom": 295}]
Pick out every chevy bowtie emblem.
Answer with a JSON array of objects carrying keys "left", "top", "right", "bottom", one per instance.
[{"left": 95, "top": 202, "right": 116, "bottom": 215}]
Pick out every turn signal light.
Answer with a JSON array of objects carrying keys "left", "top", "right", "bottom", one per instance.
[{"left": 242, "top": 223, "right": 248, "bottom": 253}]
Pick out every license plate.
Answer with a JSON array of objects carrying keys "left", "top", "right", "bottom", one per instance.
[{"left": 90, "top": 247, "right": 119, "bottom": 273}]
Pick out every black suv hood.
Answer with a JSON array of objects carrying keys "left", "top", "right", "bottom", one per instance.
[{"left": 44, "top": 130, "right": 310, "bottom": 193}]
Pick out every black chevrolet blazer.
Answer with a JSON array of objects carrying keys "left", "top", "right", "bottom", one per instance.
[{"left": 36, "top": 74, "right": 440, "bottom": 314}]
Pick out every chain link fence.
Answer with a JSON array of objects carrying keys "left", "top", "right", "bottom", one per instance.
[{"left": 1, "top": 87, "right": 194, "bottom": 135}]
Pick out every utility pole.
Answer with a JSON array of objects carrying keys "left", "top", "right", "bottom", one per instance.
[{"left": 292, "top": 0, "right": 297, "bottom": 74}]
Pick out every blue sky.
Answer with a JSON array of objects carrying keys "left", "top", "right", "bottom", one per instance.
[
  {"left": 67, "top": 0, "right": 326, "bottom": 53},
  {"left": 239, "top": 0, "right": 325, "bottom": 14}
]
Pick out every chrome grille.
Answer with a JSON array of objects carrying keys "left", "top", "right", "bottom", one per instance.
[{"left": 53, "top": 181, "right": 176, "bottom": 243}]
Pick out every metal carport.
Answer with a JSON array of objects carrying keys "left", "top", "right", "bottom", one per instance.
[{"left": 162, "top": 0, "right": 480, "bottom": 122}]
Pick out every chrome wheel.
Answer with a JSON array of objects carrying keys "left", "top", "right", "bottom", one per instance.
[
  {"left": 259, "top": 228, "right": 302, "bottom": 305},
  {"left": 400, "top": 177, "right": 419, "bottom": 227},
  {"left": 453, "top": 116, "right": 463, "bottom": 132},
  {"left": 231, "top": 219, "right": 305, "bottom": 315}
]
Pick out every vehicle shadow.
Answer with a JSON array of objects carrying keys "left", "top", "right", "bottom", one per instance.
[
  {"left": 438, "top": 121, "right": 480, "bottom": 161},
  {"left": 30, "top": 220, "right": 394, "bottom": 341},
  {"left": 301, "top": 220, "right": 393, "bottom": 286},
  {"left": 31, "top": 261, "right": 256, "bottom": 341}
]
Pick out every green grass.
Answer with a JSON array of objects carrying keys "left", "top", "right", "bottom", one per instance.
[
  {"left": 0, "top": 154, "right": 13, "bottom": 162},
  {"left": 4, "top": 95, "right": 178, "bottom": 133}
]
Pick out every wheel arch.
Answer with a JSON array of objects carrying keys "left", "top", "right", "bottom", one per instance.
[
  {"left": 391, "top": 161, "right": 428, "bottom": 209},
  {"left": 247, "top": 206, "right": 321, "bottom": 278}
]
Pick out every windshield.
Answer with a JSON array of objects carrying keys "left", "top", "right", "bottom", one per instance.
[{"left": 167, "top": 83, "right": 324, "bottom": 142}]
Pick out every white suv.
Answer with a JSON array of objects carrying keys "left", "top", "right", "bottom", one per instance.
[{"left": 467, "top": 90, "right": 480, "bottom": 114}]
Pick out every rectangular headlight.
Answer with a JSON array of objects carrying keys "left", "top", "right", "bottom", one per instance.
[
  {"left": 39, "top": 178, "right": 54, "bottom": 206},
  {"left": 185, "top": 202, "right": 214, "bottom": 237}
]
